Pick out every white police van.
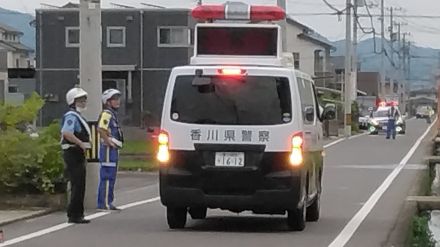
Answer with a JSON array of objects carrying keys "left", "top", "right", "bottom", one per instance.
[{"left": 156, "top": 2, "right": 335, "bottom": 231}]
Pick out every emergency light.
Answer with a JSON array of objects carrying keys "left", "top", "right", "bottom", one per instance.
[{"left": 192, "top": 2, "right": 286, "bottom": 21}]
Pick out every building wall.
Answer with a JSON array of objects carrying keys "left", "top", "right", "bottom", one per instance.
[
  {"left": 36, "top": 9, "right": 193, "bottom": 126},
  {"left": 285, "top": 24, "right": 329, "bottom": 76},
  {"left": 357, "top": 72, "right": 380, "bottom": 96},
  {"left": 0, "top": 71, "right": 6, "bottom": 103}
]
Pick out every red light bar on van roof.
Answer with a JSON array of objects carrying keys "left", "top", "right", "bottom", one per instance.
[{"left": 192, "top": 2, "right": 286, "bottom": 21}]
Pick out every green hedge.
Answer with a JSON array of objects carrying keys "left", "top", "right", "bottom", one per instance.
[{"left": 0, "top": 93, "right": 65, "bottom": 194}]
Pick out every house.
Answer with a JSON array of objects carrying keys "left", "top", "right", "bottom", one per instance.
[
  {"left": 0, "top": 23, "right": 35, "bottom": 105},
  {"left": 285, "top": 18, "right": 335, "bottom": 87},
  {"left": 36, "top": 6, "right": 195, "bottom": 126}
]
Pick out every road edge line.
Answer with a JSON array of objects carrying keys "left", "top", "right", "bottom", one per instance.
[
  {"left": 0, "top": 197, "right": 160, "bottom": 247},
  {"left": 328, "top": 118, "right": 437, "bottom": 247}
]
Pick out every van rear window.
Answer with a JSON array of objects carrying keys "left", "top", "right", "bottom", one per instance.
[{"left": 170, "top": 76, "right": 292, "bottom": 125}]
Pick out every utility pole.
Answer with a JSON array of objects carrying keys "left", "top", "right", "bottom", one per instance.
[
  {"left": 380, "top": 0, "right": 385, "bottom": 100},
  {"left": 277, "top": 0, "right": 287, "bottom": 51},
  {"left": 352, "top": 0, "right": 364, "bottom": 101},
  {"left": 402, "top": 34, "right": 406, "bottom": 77},
  {"left": 388, "top": 7, "right": 394, "bottom": 99},
  {"left": 437, "top": 52, "right": 440, "bottom": 129},
  {"left": 396, "top": 23, "right": 401, "bottom": 70},
  {"left": 344, "top": 0, "right": 352, "bottom": 137},
  {"left": 389, "top": 8, "right": 394, "bottom": 66},
  {"left": 395, "top": 22, "right": 402, "bottom": 109},
  {"left": 352, "top": 0, "right": 358, "bottom": 101},
  {"left": 407, "top": 40, "right": 411, "bottom": 79},
  {"left": 79, "top": 0, "right": 102, "bottom": 209}
]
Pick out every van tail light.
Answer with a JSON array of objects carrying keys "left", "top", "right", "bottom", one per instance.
[
  {"left": 156, "top": 131, "right": 170, "bottom": 163},
  {"left": 217, "top": 68, "right": 247, "bottom": 76},
  {"left": 289, "top": 132, "right": 304, "bottom": 167}
]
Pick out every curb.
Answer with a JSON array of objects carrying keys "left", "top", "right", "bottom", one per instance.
[
  {"left": 0, "top": 208, "right": 58, "bottom": 227},
  {"left": 383, "top": 169, "right": 425, "bottom": 247}
]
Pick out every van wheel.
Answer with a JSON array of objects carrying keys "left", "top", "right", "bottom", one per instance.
[
  {"left": 287, "top": 203, "right": 306, "bottom": 231},
  {"left": 189, "top": 207, "right": 207, "bottom": 220},
  {"left": 307, "top": 170, "right": 322, "bottom": 222},
  {"left": 306, "top": 194, "right": 320, "bottom": 222},
  {"left": 167, "top": 207, "right": 187, "bottom": 229},
  {"left": 287, "top": 184, "right": 306, "bottom": 231}
]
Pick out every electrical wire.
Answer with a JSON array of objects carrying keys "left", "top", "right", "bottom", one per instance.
[{"left": 321, "top": 0, "right": 345, "bottom": 14}]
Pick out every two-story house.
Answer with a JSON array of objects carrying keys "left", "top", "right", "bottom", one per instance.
[
  {"left": 285, "top": 18, "right": 335, "bottom": 87},
  {"left": 36, "top": 5, "right": 195, "bottom": 126},
  {"left": 0, "top": 23, "right": 34, "bottom": 105}
]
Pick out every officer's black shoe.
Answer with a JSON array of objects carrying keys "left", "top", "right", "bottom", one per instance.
[
  {"left": 68, "top": 218, "right": 91, "bottom": 224},
  {"left": 109, "top": 205, "right": 121, "bottom": 211}
]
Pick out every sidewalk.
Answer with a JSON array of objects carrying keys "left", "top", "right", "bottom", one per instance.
[{"left": 0, "top": 209, "right": 52, "bottom": 227}]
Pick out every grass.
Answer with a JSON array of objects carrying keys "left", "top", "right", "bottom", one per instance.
[
  {"left": 121, "top": 140, "right": 154, "bottom": 154},
  {"left": 408, "top": 212, "right": 435, "bottom": 247},
  {"left": 118, "top": 140, "right": 157, "bottom": 171},
  {"left": 119, "top": 159, "right": 158, "bottom": 172},
  {"left": 407, "top": 169, "right": 436, "bottom": 247}
]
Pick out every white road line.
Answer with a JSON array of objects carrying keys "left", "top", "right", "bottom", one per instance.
[
  {"left": 324, "top": 132, "right": 366, "bottom": 149},
  {"left": 0, "top": 197, "right": 160, "bottom": 247},
  {"left": 328, "top": 164, "right": 426, "bottom": 170},
  {"left": 348, "top": 132, "right": 368, "bottom": 140},
  {"left": 324, "top": 139, "right": 345, "bottom": 149},
  {"left": 328, "top": 118, "right": 437, "bottom": 247}
]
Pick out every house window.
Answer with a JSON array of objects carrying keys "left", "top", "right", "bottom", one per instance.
[
  {"left": 292, "top": 52, "right": 300, "bottom": 69},
  {"left": 158, "top": 27, "right": 190, "bottom": 47},
  {"left": 8, "top": 85, "right": 18, "bottom": 93},
  {"left": 107, "top": 27, "right": 126, "bottom": 47},
  {"left": 16, "top": 59, "right": 19, "bottom": 68},
  {"left": 65, "top": 27, "right": 80, "bottom": 47}
]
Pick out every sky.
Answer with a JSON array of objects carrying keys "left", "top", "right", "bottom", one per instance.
[{"left": 1, "top": 0, "right": 440, "bottom": 49}]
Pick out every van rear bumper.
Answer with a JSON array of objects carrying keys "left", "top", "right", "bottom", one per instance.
[{"left": 160, "top": 168, "right": 304, "bottom": 213}]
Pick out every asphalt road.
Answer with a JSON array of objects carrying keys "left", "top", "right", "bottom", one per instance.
[{"left": 0, "top": 118, "right": 435, "bottom": 247}]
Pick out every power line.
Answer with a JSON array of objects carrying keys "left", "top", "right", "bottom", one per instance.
[
  {"left": 358, "top": 14, "right": 440, "bottom": 19},
  {"left": 364, "top": 2, "right": 376, "bottom": 32},
  {"left": 321, "top": 0, "right": 345, "bottom": 14}
]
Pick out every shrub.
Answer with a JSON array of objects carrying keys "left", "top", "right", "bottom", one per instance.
[{"left": 0, "top": 93, "right": 64, "bottom": 194}]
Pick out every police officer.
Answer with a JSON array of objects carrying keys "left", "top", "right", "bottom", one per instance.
[
  {"left": 61, "top": 86, "right": 91, "bottom": 224},
  {"left": 386, "top": 105, "right": 399, "bottom": 140},
  {"left": 97, "top": 89, "right": 124, "bottom": 210}
]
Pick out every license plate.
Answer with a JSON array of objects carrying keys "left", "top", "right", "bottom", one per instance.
[{"left": 215, "top": 152, "right": 245, "bottom": 167}]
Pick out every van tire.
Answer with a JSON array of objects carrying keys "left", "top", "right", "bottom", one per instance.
[
  {"left": 306, "top": 194, "right": 320, "bottom": 222},
  {"left": 189, "top": 207, "right": 207, "bottom": 219},
  {"left": 287, "top": 203, "right": 306, "bottom": 231},
  {"left": 167, "top": 207, "right": 187, "bottom": 229},
  {"left": 307, "top": 169, "right": 321, "bottom": 222},
  {"left": 287, "top": 184, "right": 306, "bottom": 231}
]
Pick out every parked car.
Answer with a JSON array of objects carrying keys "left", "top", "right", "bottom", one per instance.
[{"left": 416, "top": 105, "right": 434, "bottom": 119}]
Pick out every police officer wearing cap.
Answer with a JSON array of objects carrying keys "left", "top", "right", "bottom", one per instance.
[
  {"left": 97, "top": 89, "right": 124, "bottom": 210},
  {"left": 61, "top": 86, "right": 91, "bottom": 224}
]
